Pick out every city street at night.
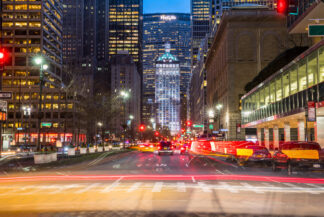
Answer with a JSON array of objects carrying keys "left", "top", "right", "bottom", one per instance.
[{"left": 1, "top": 151, "right": 324, "bottom": 216}]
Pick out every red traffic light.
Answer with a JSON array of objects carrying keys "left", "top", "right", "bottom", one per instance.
[
  {"left": 154, "top": 131, "right": 159, "bottom": 136},
  {"left": 139, "top": 124, "right": 146, "bottom": 132},
  {"left": 277, "top": 0, "right": 288, "bottom": 14},
  {"left": 0, "top": 52, "right": 4, "bottom": 59},
  {"left": 186, "top": 120, "right": 192, "bottom": 127},
  {"left": 181, "top": 128, "right": 185, "bottom": 134}
]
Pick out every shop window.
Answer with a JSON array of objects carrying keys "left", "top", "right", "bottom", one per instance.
[
  {"left": 298, "top": 59, "right": 307, "bottom": 91},
  {"left": 259, "top": 88, "right": 265, "bottom": 108},
  {"left": 319, "top": 47, "right": 324, "bottom": 83},
  {"left": 53, "top": 104, "right": 58, "bottom": 109},
  {"left": 264, "top": 85, "right": 270, "bottom": 106},
  {"left": 282, "top": 72, "right": 290, "bottom": 98},
  {"left": 275, "top": 77, "right": 282, "bottom": 101},
  {"left": 290, "top": 66, "right": 298, "bottom": 94},
  {"left": 45, "top": 104, "right": 51, "bottom": 109},
  {"left": 308, "top": 52, "right": 318, "bottom": 87},
  {"left": 270, "top": 81, "right": 275, "bottom": 103}
]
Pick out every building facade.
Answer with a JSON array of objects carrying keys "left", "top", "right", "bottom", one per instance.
[
  {"left": 110, "top": 53, "right": 141, "bottom": 140},
  {"left": 155, "top": 45, "right": 181, "bottom": 136},
  {"left": 142, "top": 13, "right": 191, "bottom": 125},
  {"left": 205, "top": 7, "right": 297, "bottom": 141},
  {"left": 1, "top": 0, "right": 86, "bottom": 149},
  {"left": 242, "top": 0, "right": 324, "bottom": 148}
]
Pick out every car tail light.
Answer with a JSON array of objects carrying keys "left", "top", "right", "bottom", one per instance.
[
  {"left": 267, "top": 153, "right": 272, "bottom": 158},
  {"left": 277, "top": 153, "right": 287, "bottom": 158},
  {"left": 150, "top": 145, "right": 154, "bottom": 148},
  {"left": 181, "top": 147, "right": 185, "bottom": 150},
  {"left": 171, "top": 146, "right": 174, "bottom": 150},
  {"left": 157, "top": 146, "right": 161, "bottom": 150}
]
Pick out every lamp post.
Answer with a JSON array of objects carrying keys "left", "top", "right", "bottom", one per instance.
[
  {"left": 216, "top": 104, "right": 223, "bottom": 139},
  {"left": 34, "top": 56, "right": 48, "bottom": 151},
  {"left": 22, "top": 106, "right": 31, "bottom": 145},
  {"left": 97, "top": 122, "right": 103, "bottom": 145},
  {"left": 120, "top": 90, "right": 131, "bottom": 148}
]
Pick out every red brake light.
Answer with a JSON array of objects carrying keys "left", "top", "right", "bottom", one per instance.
[{"left": 158, "top": 146, "right": 161, "bottom": 150}]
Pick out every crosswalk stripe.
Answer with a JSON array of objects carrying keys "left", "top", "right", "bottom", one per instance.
[
  {"left": 101, "top": 180, "right": 121, "bottom": 193},
  {"left": 241, "top": 182, "right": 264, "bottom": 194},
  {"left": 198, "top": 182, "right": 212, "bottom": 193},
  {"left": 152, "top": 182, "right": 163, "bottom": 192},
  {"left": 218, "top": 182, "right": 239, "bottom": 193},
  {"left": 177, "top": 182, "right": 186, "bottom": 192},
  {"left": 50, "top": 184, "right": 79, "bottom": 194},
  {"left": 127, "top": 182, "right": 142, "bottom": 192},
  {"left": 283, "top": 183, "right": 320, "bottom": 194},
  {"left": 75, "top": 183, "right": 100, "bottom": 194}
]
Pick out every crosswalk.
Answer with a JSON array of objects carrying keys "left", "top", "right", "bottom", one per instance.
[{"left": 0, "top": 180, "right": 324, "bottom": 196}]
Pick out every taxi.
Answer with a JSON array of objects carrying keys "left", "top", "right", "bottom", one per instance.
[
  {"left": 272, "top": 141, "right": 324, "bottom": 175},
  {"left": 138, "top": 143, "right": 157, "bottom": 152},
  {"left": 236, "top": 144, "right": 272, "bottom": 166}
]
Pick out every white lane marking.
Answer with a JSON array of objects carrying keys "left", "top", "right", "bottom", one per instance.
[
  {"left": 282, "top": 182, "right": 319, "bottom": 194},
  {"left": 218, "top": 182, "right": 239, "bottom": 193},
  {"left": 127, "top": 182, "right": 142, "bottom": 192},
  {"left": 262, "top": 182, "right": 276, "bottom": 187},
  {"left": 152, "top": 182, "right": 163, "bottom": 192},
  {"left": 198, "top": 182, "right": 212, "bottom": 193},
  {"left": 191, "top": 176, "right": 196, "bottom": 183},
  {"left": 75, "top": 183, "right": 100, "bottom": 194},
  {"left": 241, "top": 182, "right": 264, "bottom": 194},
  {"left": 216, "top": 169, "right": 225, "bottom": 174},
  {"left": 101, "top": 177, "right": 123, "bottom": 193},
  {"left": 177, "top": 182, "right": 186, "bottom": 192},
  {"left": 50, "top": 184, "right": 79, "bottom": 194},
  {"left": 305, "top": 183, "right": 324, "bottom": 189}
]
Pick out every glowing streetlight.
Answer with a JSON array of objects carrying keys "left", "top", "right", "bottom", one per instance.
[
  {"left": 129, "top": 115, "right": 134, "bottom": 120},
  {"left": 34, "top": 56, "right": 43, "bottom": 65},
  {"left": 208, "top": 109, "right": 215, "bottom": 118},
  {"left": 216, "top": 104, "right": 223, "bottom": 110},
  {"left": 150, "top": 118, "right": 155, "bottom": 123},
  {"left": 97, "top": 122, "right": 103, "bottom": 127}
]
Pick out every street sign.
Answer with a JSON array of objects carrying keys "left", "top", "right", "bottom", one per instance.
[
  {"left": 0, "top": 100, "right": 7, "bottom": 112},
  {"left": 193, "top": 124, "right": 204, "bottom": 128},
  {"left": 308, "top": 25, "right": 324, "bottom": 37},
  {"left": 41, "top": 122, "right": 52, "bottom": 127},
  {"left": 307, "top": 101, "right": 316, "bottom": 122},
  {"left": 0, "top": 92, "right": 12, "bottom": 99}
]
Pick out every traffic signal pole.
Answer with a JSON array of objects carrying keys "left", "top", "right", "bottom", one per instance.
[{"left": 0, "top": 1, "right": 3, "bottom": 157}]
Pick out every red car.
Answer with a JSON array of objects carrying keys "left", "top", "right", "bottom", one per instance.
[{"left": 272, "top": 141, "right": 324, "bottom": 175}]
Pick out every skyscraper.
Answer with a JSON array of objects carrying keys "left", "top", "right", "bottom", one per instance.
[
  {"left": 108, "top": 0, "right": 143, "bottom": 72},
  {"left": 155, "top": 44, "right": 180, "bottom": 136},
  {"left": 191, "top": 0, "right": 212, "bottom": 67},
  {"left": 143, "top": 13, "right": 191, "bottom": 125},
  {"left": 1, "top": 0, "right": 87, "bottom": 148}
]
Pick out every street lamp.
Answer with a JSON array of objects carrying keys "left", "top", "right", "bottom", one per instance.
[
  {"left": 129, "top": 115, "right": 134, "bottom": 120},
  {"left": 208, "top": 109, "right": 215, "bottom": 118},
  {"left": 34, "top": 56, "right": 48, "bottom": 151},
  {"left": 216, "top": 104, "right": 223, "bottom": 132}
]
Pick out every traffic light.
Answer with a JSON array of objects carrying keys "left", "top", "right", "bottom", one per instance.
[
  {"left": 186, "top": 120, "right": 192, "bottom": 127},
  {"left": 0, "top": 49, "right": 8, "bottom": 69},
  {"left": 276, "top": 0, "right": 298, "bottom": 15},
  {"left": 154, "top": 131, "right": 159, "bottom": 136},
  {"left": 181, "top": 128, "right": 185, "bottom": 134},
  {"left": 277, "top": 0, "right": 288, "bottom": 14},
  {"left": 139, "top": 124, "right": 146, "bottom": 132}
]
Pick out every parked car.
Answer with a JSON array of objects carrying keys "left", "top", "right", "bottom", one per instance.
[
  {"left": 272, "top": 141, "right": 324, "bottom": 175},
  {"left": 157, "top": 141, "right": 174, "bottom": 155}
]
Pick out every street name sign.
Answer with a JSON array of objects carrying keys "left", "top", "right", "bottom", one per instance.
[
  {"left": 193, "top": 124, "right": 204, "bottom": 128},
  {"left": 308, "top": 24, "right": 324, "bottom": 37},
  {"left": 0, "top": 92, "right": 12, "bottom": 99}
]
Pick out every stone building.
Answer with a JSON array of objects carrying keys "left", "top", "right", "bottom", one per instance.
[{"left": 205, "top": 6, "right": 301, "bottom": 140}]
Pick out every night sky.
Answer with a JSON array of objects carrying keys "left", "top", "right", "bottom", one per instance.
[{"left": 144, "top": 0, "right": 190, "bottom": 14}]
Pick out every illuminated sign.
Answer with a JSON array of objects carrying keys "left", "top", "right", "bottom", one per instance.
[{"left": 160, "top": 15, "right": 176, "bottom": 21}]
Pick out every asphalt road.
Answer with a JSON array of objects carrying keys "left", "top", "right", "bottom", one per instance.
[{"left": 0, "top": 151, "right": 324, "bottom": 217}]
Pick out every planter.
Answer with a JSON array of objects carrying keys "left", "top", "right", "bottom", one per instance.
[
  {"left": 50, "top": 153, "right": 57, "bottom": 162},
  {"left": 97, "top": 147, "right": 103, "bottom": 152},
  {"left": 89, "top": 147, "right": 95, "bottom": 153},
  {"left": 80, "top": 148, "right": 87, "bottom": 154},
  {"left": 104, "top": 146, "right": 110, "bottom": 151},
  {"left": 34, "top": 153, "right": 52, "bottom": 164},
  {"left": 68, "top": 148, "right": 75, "bottom": 156}
]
